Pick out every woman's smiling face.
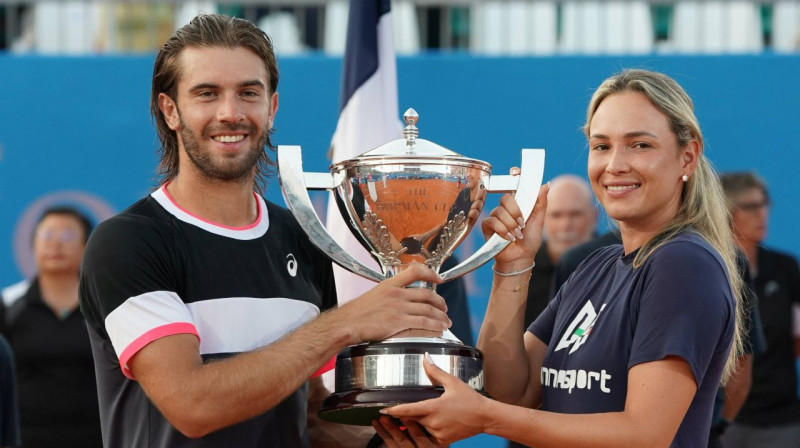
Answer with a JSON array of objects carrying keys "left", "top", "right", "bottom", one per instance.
[{"left": 587, "top": 91, "right": 696, "bottom": 233}]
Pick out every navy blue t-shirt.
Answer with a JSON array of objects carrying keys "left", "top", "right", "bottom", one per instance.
[{"left": 529, "top": 232, "right": 735, "bottom": 447}]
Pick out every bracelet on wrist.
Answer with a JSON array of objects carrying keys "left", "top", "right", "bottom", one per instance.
[
  {"left": 492, "top": 261, "right": 535, "bottom": 277},
  {"left": 491, "top": 280, "right": 531, "bottom": 293}
]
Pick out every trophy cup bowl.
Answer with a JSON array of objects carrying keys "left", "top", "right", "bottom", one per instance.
[{"left": 278, "top": 108, "right": 545, "bottom": 425}]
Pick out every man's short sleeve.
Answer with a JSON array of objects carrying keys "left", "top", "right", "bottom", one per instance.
[
  {"left": 628, "top": 240, "right": 734, "bottom": 385},
  {"left": 79, "top": 215, "right": 198, "bottom": 379}
]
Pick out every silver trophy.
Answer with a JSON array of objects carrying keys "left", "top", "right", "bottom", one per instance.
[{"left": 278, "top": 108, "right": 544, "bottom": 425}]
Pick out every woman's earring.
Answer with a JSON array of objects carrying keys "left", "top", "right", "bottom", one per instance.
[{"left": 682, "top": 174, "right": 689, "bottom": 182}]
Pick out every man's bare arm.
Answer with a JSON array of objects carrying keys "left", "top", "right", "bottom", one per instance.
[{"left": 129, "top": 266, "right": 450, "bottom": 438}]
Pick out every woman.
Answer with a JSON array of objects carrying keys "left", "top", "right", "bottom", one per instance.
[{"left": 378, "top": 69, "right": 744, "bottom": 448}]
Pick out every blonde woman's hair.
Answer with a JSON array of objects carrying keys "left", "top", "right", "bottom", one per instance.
[{"left": 583, "top": 69, "right": 744, "bottom": 382}]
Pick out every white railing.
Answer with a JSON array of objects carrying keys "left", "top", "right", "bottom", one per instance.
[{"left": 1, "top": 0, "right": 798, "bottom": 55}]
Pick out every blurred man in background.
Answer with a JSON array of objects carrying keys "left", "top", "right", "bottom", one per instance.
[
  {"left": 720, "top": 172, "right": 800, "bottom": 448},
  {"left": 0, "top": 206, "right": 100, "bottom": 447},
  {"left": 521, "top": 174, "right": 596, "bottom": 327}
]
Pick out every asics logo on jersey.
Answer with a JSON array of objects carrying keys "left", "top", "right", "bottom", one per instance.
[
  {"left": 286, "top": 254, "right": 298, "bottom": 277},
  {"left": 555, "top": 300, "right": 607, "bottom": 355}
]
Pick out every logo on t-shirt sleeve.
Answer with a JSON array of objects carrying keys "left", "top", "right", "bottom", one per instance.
[{"left": 554, "top": 300, "right": 607, "bottom": 355}]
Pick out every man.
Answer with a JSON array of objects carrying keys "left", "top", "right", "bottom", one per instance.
[
  {"left": 720, "top": 172, "right": 800, "bottom": 448},
  {"left": 521, "top": 174, "right": 596, "bottom": 327},
  {"left": 1, "top": 207, "right": 100, "bottom": 447},
  {"left": 79, "top": 14, "right": 450, "bottom": 448}
]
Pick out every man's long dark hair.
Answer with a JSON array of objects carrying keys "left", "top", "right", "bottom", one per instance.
[{"left": 150, "top": 14, "right": 279, "bottom": 192}]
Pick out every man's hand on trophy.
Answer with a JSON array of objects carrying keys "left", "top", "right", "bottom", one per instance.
[
  {"left": 335, "top": 265, "right": 451, "bottom": 345},
  {"left": 481, "top": 178, "right": 550, "bottom": 271}
]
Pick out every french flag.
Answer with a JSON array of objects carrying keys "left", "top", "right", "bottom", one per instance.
[{"left": 326, "top": 0, "right": 402, "bottom": 305}]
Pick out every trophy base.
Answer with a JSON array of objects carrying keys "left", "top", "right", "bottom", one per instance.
[
  {"left": 318, "top": 337, "right": 485, "bottom": 426},
  {"left": 318, "top": 386, "right": 445, "bottom": 425}
]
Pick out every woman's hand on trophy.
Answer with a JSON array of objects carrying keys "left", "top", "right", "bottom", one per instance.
[
  {"left": 481, "top": 178, "right": 550, "bottom": 269},
  {"left": 372, "top": 416, "right": 448, "bottom": 448},
  {"left": 336, "top": 265, "right": 451, "bottom": 345},
  {"left": 381, "top": 353, "right": 490, "bottom": 445}
]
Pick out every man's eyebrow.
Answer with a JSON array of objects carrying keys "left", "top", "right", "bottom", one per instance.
[
  {"left": 240, "top": 80, "right": 266, "bottom": 89},
  {"left": 188, "top": 83, "right": 218, "bottom": 92},
  {"left": 188, "top": 80, "right": 266, "bottom": 91}
]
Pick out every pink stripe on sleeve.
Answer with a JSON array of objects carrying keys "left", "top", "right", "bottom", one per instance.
[{"left": 119, "top": 322, "right": 200, "bottom": 380}]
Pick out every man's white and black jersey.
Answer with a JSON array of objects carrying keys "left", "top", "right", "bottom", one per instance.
[{"left": 79, "top": 185, "right": 337, "bottom": 448}]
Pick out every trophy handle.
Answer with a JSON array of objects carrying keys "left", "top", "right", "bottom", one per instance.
[
  {"left": 439, "top": 149, "right": 545, "bottom": 282},
  {"left": 278, "top": 145, "right": 386, "bottom": 283}
]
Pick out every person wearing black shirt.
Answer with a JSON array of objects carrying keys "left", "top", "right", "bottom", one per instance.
[
  {"left": 79, "top": 14, "right": 450, "bottom": 448},
  {"left": 720, "top": 172, "right": 800, "bottom": 448},
  {"left": 0, "top": 206, "right": 101, "bottom": 447}
]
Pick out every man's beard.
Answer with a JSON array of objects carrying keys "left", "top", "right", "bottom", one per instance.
[{"left": 179, "top": 113, "right": 269, "bottom": 183}]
